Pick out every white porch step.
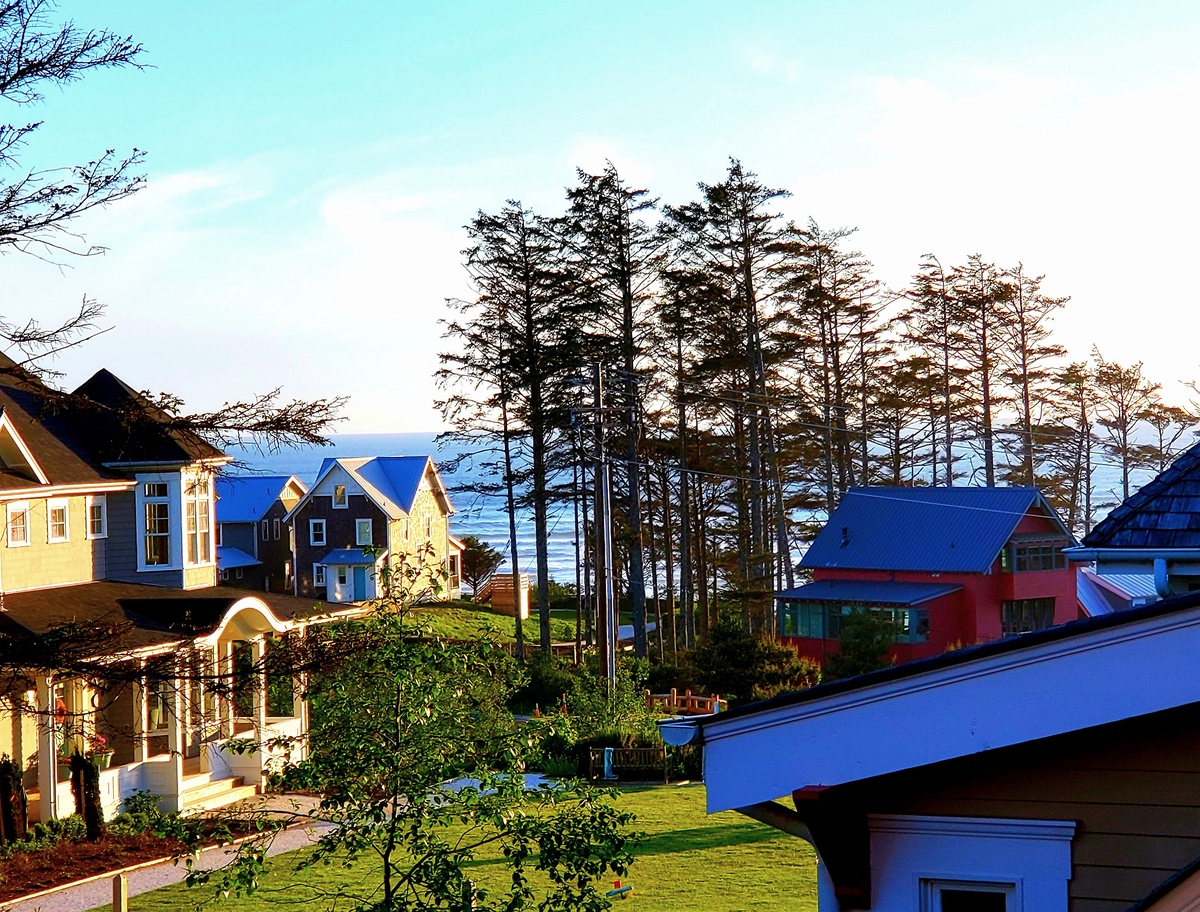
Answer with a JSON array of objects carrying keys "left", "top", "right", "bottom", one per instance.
[{"left": 180, "top": 773, "right": 259, "bottom": 813}]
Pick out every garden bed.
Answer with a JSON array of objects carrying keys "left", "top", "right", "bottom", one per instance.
[{"left": 0, "top": 831, "right": 185, "bottom": 901}]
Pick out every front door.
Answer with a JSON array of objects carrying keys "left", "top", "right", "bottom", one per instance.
[{"left": 352, "top": 565, "right": 367, "bottom": 600}]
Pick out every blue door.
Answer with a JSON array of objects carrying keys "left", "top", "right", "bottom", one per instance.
[{"left": 352, "top": 565, "right": 367, "bottom": 600}]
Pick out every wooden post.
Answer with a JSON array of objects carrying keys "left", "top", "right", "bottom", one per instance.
[{"left": 112, "top": 873, "right": 128, "bottom": 911}]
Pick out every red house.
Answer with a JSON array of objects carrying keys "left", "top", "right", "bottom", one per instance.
[{"left": 779, "top": 486, "right": 1078, "bottom": 666}]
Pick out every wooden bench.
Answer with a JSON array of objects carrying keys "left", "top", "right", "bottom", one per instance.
[{"left": 587, "top": 746, "right": 669, "bottom": 784}]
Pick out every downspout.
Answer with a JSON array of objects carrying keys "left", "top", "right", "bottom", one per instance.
[
  {"left": 736, "top": 801, "right": 839, "bottom": 911},
  {"left": 1154, "top": 558, "right": 1170, "bottom": 599}
]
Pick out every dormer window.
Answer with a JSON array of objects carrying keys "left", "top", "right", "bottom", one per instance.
[{"left": 333, "top": 484, "right": 348, "bottom": 508}]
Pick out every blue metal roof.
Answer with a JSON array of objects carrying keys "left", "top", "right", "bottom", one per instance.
[
  {"left": 320, "top": 548, "right": 376, "bottom": 565},
  {"left": 217, "top": 546, "right": 260, "bottom": 570},
  {"left": 800, "top": 486, "right": 1068, "bottom": 574},
  {"left": 355, "top": 456, "right": 429, "bottom": 514},
  {"left": 216, "top": 475, "right": 298, "bottom": 523},
  {"left": 777, "top": 579, "right": 962, "bottom": 605}
]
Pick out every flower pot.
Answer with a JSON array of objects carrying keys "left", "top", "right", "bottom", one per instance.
[{"left": 93, "top": 751, "right": 113, "bottom": 770}]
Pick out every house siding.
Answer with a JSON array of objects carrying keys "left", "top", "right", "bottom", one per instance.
[
  {"left": 0, "top": 496, "right": 106, "bottom": 591},
  {"left": 105, "top": 490, "right": 138, "bottom": 581},
  {"left": 839, "top": 703, "right": 1200, "bottom": 912},
  {"left": 221, "top": 522, "right": 257, "bottom": 556},
  {"left": 387, "top": 479, "right": 451, "bottom": 599},
  {"left": 293, "top": 494, "right": 389, "bottom": 599}
]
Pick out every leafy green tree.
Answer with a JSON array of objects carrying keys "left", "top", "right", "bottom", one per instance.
[
  {"left": 690, "top": 613, "right": 821, "bottom": 706},
  {"left": 825, "top": 610, "right": 896, "bottom": 679},
  {"left": 190, "top": 561, "right": 636, "bottom": 911}
]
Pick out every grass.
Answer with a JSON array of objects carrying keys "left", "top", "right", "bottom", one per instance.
[
  {"left": 90, "top": 785, "right": 817, "bottom": 911},
  {"left": 409, "top": 600, "right": 577, "bottom": 644}
]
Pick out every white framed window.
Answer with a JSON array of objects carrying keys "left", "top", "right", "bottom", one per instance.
[
  {"left": 220, "top": 569, "right": 229, "bottom": 581},
  {"left": 314, "top": 563, "right": 326, "bottom": 586},
  {"left": 310, "top": 519, "right": 326, "bottom": 546},
  {"left": 86, "top": 495, "right": 107, "bottom": 540},
  {"left": 424, "top": 515, "right": 433, "bottom": 540},
  {"left": 261, "top": 519, "right": 270, "bottom": 541},
  {"left": 184, "top": 476, "right": 212, "bottom": 565},
  {"left": 139, "top": 477, "right": 175, "bottom": 569},
  {"left": 922, "top": 880, "right": 1013, "bottom": 912},
  {"left": 6, "top": 501, "right": 29, "bottom": 547},
  {"left": 403, "top": 517, "right": 410, "bottom": 541},
  {"left": 47, "top": 498, "right": 69, "bottom": 542},
  {"left": 870, "top": 815, "right": 1073, "bottom": 912},
  {"left": 235, "top": 567, "right": 243, "bottom": 579},
  {"left": 356, "top": 518, "right": 372, "bottom": 546},
  {"left": 333, "top": 484, "right": 348, "bottom": 508},
  {"left": 273, "top": 518, "right": 281, "bottom": 540},
  {"left": 337, "top": 567, "right": 348, "bottom": 585}
]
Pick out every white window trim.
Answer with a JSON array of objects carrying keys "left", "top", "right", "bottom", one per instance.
[
  {"left": 332, "top": 484, "right": 348, "bottom": 509},
  {"left": 356, "top": 518, "right": 372, "bottom": 547},
  {"left": 6, "top": 501, "right": 29, "bottom": 547},
  {"left": 310, "top": 518, "right": 326, "bottom": 546},
  {"left": 313, "top": 563, "right": 326, "bottom": 586},
  {"left": 337, "top": 566, "right": 348, "bottom": 585},
  {"left": 183, "top": 473, "right": 214, "bottom": 568},
  {"left": 261, "top": 519, "right": 270, "bottom": 541},
  {"left": 86, "top": 494, "right": 108, "bottom": 540},
  {"left": 273, "top": 518, "right": 281, "bottom": 540},
  {"left": 869, "top": 815, "right": 1074, "bottom": 912},
  {"left": 135, "top": 473, "right": 181, "bottom": 572},
  {"left": 47, "top": 498, "right": 69, "bottom": 543}
]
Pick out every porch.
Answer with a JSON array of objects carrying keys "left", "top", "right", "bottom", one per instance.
[{"left": 27, "top": 595, "right": 312, "bottom": 823}]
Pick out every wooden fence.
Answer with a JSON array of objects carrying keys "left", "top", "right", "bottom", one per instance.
[{"left": 645, "top": 689, "right": 727, "bottom": 715}]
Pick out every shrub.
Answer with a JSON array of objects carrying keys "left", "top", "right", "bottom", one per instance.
[
  {"left": 511, "top": 651, "right": 577, "bottom": 714},
  {"left": 691, "top": 613, "right": 822, "bottom": 706},
  {"left": 826, "top": 609, "right": 896, "bottom": 679}
]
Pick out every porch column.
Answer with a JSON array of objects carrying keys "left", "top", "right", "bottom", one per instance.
[
  {"left": 133, "top": 662, "right": 148, "bottom": 763},
  {"left": 223, "top": 640, "right": 236, "bottom": 735},
  {"left": 35, "top": 675, "right": 59, "bottom": 821},
  {"left": 252, "top": 637, "right": 268, "bottom": 733},
  {"left": 163, "top": 668, "right": 185, "bottom": 813}
]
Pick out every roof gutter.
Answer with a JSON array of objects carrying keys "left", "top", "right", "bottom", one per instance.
[{"left": 1065, "top": 547, "right": 1200, "bottom": 562}]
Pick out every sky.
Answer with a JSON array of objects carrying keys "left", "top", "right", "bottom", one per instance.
[{"left": 4, "top": 1, "right": 1200, "bottom": 432}]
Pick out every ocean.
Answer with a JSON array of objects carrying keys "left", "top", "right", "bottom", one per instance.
[{"left": 227, "top": 432, "right": 581, "bottom": 581}]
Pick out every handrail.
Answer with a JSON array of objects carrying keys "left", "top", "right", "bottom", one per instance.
[{"left": 645, "top": 688, "right": 727, "bottom": 715}]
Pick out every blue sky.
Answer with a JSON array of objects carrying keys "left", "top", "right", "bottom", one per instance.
[{"left": 5, "top": 2, "right": 1200, "bottom": 430}]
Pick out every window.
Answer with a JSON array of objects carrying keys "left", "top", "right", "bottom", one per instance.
[
  {"left": 424, "top": 515, "right": 433, "bottom": 540},
  {"left": 215, "top": 523, "right": 223, "bottom": 547},
  {"left": 86, "top": 495, "right": 107, "bottom": 539},
  {"left": 235, "top": 567, "right": 243, "bottom": 579},
  {"left": 403, "top": 518, "right": 410, "bottom": 541},
  {"left": 142, "top": 480, "right": 172, "bottom": 567},
  {"left": 261, "top": 519, "right": 269, "bottom": 541},
  {"left": 778, "top": 601, "right": 929, "bottom": 644},
  {"left": 333, "top": 484, "right": 347, "bottom": 508},
  {"left": 1002, "top": 598, "right": 1056, "bottom": 636},
  {"left": 923, "top": 881, "right": 1012, "bottom": 911},
  {"left": 337, "top": 567, "right": 348, "bottom": 585},
  {"left": 220, "top": 569, "right": 229, "bottom": 581},
  {"left": 185, "top": 476, "right": 212, "bottom": 565},
  {"left": 144, "top": 482, "right": 168, "bottom": 499},
  {"left": 1001, "top": 540, "right": 1068, "bottom": 572},
  {"left": 310, "top": 519, "right": 326, "bottom": 546},
  {"left": 356, "top": 518, "right": 372, "bottom": 546},
  {"left": 6, "top": 502, "right": 28, "bottom": 547},
  {"left": 47, "top": 499, "right": 69, "bottom": 542},
  {"left": 314, "top": 564, "right": 326, "bottom": 586},
  {"left": 273, "top": 518, "right": 281, "bottom": 540}
]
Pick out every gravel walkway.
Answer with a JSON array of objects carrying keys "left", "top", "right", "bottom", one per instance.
[{"left": 3, "top": 796, "right": 331, "bottom": 912}]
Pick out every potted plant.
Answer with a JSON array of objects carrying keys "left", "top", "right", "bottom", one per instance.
[{"left": 88, "top": 733, "right": 114, "bottom": 770}]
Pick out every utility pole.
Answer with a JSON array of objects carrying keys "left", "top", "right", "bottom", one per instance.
[{"left": 593, "top": 362, "right": 616, "bottom": 693}]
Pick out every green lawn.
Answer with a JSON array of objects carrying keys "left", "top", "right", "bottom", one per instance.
[
  {"left": 409, "top": 600, "right": 577, "bottom": 644},
  {"left": 96, "top": 785, "right": 817, "bottom": 911}
]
